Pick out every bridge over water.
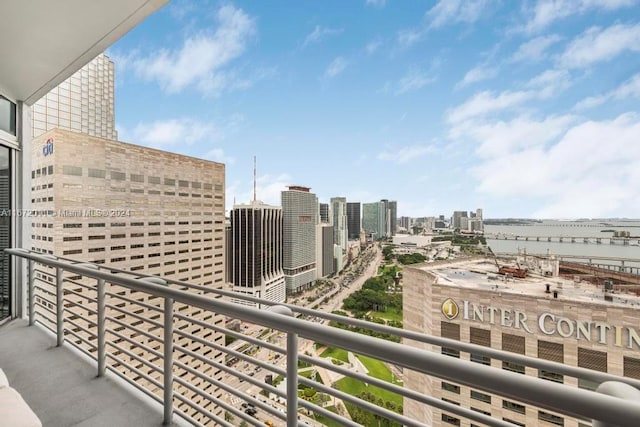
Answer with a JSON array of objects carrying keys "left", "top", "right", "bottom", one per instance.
[{"left": 486, "top": 233, "right": 640, "bottom": 245}]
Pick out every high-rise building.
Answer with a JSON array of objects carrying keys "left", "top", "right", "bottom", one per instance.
[
  {"left": 330, "top": 197, "right": 348, "bottom": 254},
  {"left": 362, "top": 201, "right": 387, "bottom": 240},
  {"left": 316, "top": 223, "right": 335, "bottom": 278},
  {"left": 403, "top": 258, "right": 640, "bottom": 426},
  {"left": 388, "top": 200, "right": 397, "bottom": 236},
  {"left": 282, "top": 186, "right": 318, "bottom": 294},
  {"left": 229, "top": 201, "right": 285, "bottom": 307},
  {"left": 346, "top": 202, "right": 361, "bottom": 240},
  {"left": 30, "top": 128, "right": 226, "bottom": 422},
  {"left": 476, "top": 208, "right": 483, "bottom": 220},
  {"left": 319, "top": 203, "right": 330, "bottom": 223},
  {"left": 32, "top": 53, "right": 117, "bottom": 140},
  {"left": 399, "top": 216, "right": 412, "bottom": 231},
  {"left": 451, "top": 210, "right": 468, "bottom": 229}
]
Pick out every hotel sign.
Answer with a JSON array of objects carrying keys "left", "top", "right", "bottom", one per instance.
[{"left": 441, "top": 298, "right": 640, "bottom": 350}]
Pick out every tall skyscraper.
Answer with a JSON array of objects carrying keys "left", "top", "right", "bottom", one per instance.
[
  {"left": 32, "top": 53, "right": 117, "bottom": 140},
  {"left": 330, "top": 197, "right": 348, "bottom": 253},
  {"left": 452, "top": 210, "right": 468, "bottom": 229},
  {"left": 362, "top": 201, "right": 387, "bottom": 240},
  {"left": 316, "top": 223, "right": 335, "bottom": 278},
  {"left": 230, "top": 201, "right": 285, "bottom": 307},
  {"left": 346, "top": 202, "right": 361, "bottom": 240},
  {"left": 319, "top": 203, "right": 330, "bottom": 223},
  {"left": 30, "top": 128, "right": 226, "bottom": 422},
  {"left": 282, "top": 186, "right": 318, "bottom": 293},
  {"left": 388, "top": 200, "right": 397, "bottom": 236}
]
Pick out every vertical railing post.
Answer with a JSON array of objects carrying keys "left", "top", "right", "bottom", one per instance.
[
  {"left": 268, "top": 305, "right": 297, "bottom": 427},
  {"left": 28, "top": 259, "right": 35, "bottom": 326},
  {"left": 164, "top": 297, "right": 174, "bottom": 425},
  {"left": 56, "top": 267, "right": 63, "bottom": 347},
  {"left": 97, "top": 278, "right": 106, "bottom": 377},
  {"left": 287, "top": 328, "right": 299, "bottom": 427}
]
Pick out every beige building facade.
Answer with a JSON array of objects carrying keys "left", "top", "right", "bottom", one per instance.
[
  {"left": 404, "top": 258, "right": 640, "bottom": 427},
  {"left": 32, "top": 53, "right": 117, "bottom": 140},
  {"left": 30, "top": 128, "right": 225, "bottom": 423}
]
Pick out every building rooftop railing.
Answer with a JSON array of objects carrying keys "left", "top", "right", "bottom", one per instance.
[{"left": 6, "top": 248, "right": 640, "bottom": 427}]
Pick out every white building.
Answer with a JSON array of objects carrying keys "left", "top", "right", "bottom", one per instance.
[{"left": 282, "top": 186, "right": 318, "bottom": 293}]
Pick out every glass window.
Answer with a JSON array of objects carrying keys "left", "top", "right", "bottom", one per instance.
[
  {"left": 0, "top": 147, "right": 10, "bottom": 321},
  {"left": 0, "top": 96, "right": 16, "bottom": 136},
  {"left": 539, "top": 410, "right": 564, "bottom": 426},
  {"left": 503, "top": 400, "right": 526, "bottom": 414},
  {"left": 63, "top": 165, "right": 83, "bottom": 176}
]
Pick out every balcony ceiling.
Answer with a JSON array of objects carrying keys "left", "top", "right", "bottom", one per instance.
[{"left": 0, "top": 0, "right": 169, "bottom": 105}]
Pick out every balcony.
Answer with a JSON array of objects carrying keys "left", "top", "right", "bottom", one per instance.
[{"left": 2, "top": 248, "right": 640, "bottom": 427}]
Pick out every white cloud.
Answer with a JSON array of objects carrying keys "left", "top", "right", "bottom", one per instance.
[
  {"left": 366, "top": 0, "right": 387, "bottom": 8},
  {"left": 377, "top": 145, "right": 436, "bottom": 163},
  {"left": 511, "top": 34, "right": 562, "bottom": 62},
  {"left": 132, "top": 4, "right": 256, "bottom": 94},
  {"left": 456, "top": 115, "right": 577, "bottom": 157},
  {"left": 559, "top": 23, "right": 640, "bottom": 69},
  {"left": 447, "top": 69, "right": 571, "bottom": 124},
  {"left": 521, "top": 0, "right": 637, "bottom": 33},
  {"left": 365, "top": 39, "right": 382, "bottom": 55},
  {"left": 575, "top": 72, "right": 640, "bottom": 109},
  {"left": 303, "top": 25, "right": 343, "bottom": 46},
  {"left": 468, "top": 113, "right": 640, "bottom": 218},
  {"left": 427, "top": 0, "right": 490, "bottom": 29},
  {"left": 325, "top": 57, "right": 348, "bottom": 78},
  {"left": 447, "top": 90, "right": 535, "bottom": 124},
  {"left": 204, "top": 148, "right": 235, "bottom": 165},
  {"left": 125, "top": 118, "right": 220, "bottom": 148},
  {"left": 395, "top": 69, "right": 436, "bottom": 94},
  {"left": 455, "top": 65, "right": 499, "bottom": 89},
  {"left": 397, "top": 28, "right": 425, "bottom": 48}
]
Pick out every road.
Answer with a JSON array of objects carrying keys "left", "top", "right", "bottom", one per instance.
[{"left": 222, "top": 244, "right": 383, "bottom": 425}]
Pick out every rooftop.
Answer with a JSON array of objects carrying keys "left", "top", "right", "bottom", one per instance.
[{"left": 418, "top": 257, "right": 640, "bottom": 308}]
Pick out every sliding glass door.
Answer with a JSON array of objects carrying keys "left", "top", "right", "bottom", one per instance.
[{"left": 0, "top": 146, "right": 10, "bottom": 321}]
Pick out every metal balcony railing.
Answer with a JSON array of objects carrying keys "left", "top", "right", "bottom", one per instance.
[{"left": 6, "top": 248, "right": 640, "bottom": 427}]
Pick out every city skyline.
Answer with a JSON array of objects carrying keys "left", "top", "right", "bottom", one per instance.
[{"left": 109, "top": 0, "right": 640, "bottom": 219}]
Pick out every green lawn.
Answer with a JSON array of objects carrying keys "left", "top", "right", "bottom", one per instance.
[
  {"left": 370, "top": 307, "right": 403, "bottom": 323},
  {"left": 319, "top": 346, "right": 350, "bottom": 363},
  {"left": 313, "top": 406, "right": 344, "bottom": 427},
  {"left": 333, "top": 375, "right": 403, "bottom": 407},
  {"left": 299, "top": 369, "right": 324, "bottom": 385},
  {"left": 357, "top": 355, "right": 393, "bottom": 382}
]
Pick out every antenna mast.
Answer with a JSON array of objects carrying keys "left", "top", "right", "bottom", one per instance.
[{"left": 253, "top": 155, "right": 257, "bottom": 202}]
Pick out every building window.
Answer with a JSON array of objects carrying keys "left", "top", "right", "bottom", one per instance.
[
  {"left": 502, "top": 400, "right": 525, "bottom": 414},
  {"left": 88, "top": 168, "right": 106, "bottom": 178},
  {"left": 130, "top": 173, "right": 144, "bottom": 183},
  {"left": 577, "top": 348, "right": 607, "bottom": 390},
  {"left": 538, "top": 340, "right": 564, "bottom": 383},
  {"left": 63, "top": 165, "right": 82, "bottom": 176},
  {"left": 502, "top": 361, "right": 525, "bottom": 374},
  {"left": 0, "top": 95, "right": 16, "bottom": 135},
  {"left": 624, "top": 357, "right": 640, "bottom": 379},
  {"left": 442, "top": 413, "right": 460, "bottom": 426},
  {"left": 538, "top": 410, "right": 564, "bottom": 426},
  {"left": 470, "top": 327, "right": 491, "bottom": 365},
  {"left": 148, "top": 176, "right": 161, "bottom": 184},
  {"left": 164, "top": 178, "right": 175, "bottom": 186},
  {"left": 470, "top": 390, "right": 491, "bottom": 404},
  {"left": 110, "top": 171, "right": 125, "bottom": 181},
  {"left": 503, "top": 418, "right": 526, "bottom": 427}
]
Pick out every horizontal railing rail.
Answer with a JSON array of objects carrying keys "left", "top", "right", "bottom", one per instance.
[{"left": 8, "top": 248, "right": 640, "bottom": 427}]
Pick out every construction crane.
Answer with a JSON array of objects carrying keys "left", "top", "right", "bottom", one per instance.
[{"left": 486, "top": 246, "right": 527, "bottom": 278}]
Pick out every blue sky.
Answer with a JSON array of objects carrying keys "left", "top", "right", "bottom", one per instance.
[{"left": 109, "top": 0, "right": 640, "bottom": 219}]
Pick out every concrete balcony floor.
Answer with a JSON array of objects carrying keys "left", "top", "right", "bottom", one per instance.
[{"left": 0, "top": 319, "right": 170, "bottom": 427}]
